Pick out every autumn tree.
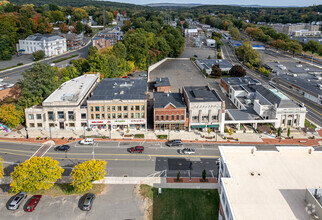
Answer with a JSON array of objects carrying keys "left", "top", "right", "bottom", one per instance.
[
  {"left": 229, "top": 65, "right": 246, "bottom": 77},
  {"left": 71, "top": 160, "right": 107, "bottom": 192},
  {"left": 229, "top": 27, "right": 241, "bottom": 40},
  {"left": 59, "top": 23, "right": 69, "bottom": 33},
  {"left": 72, "top": 8, "right": 88, "bottom": 21},
  {"left": 0, "top": 156, "right": 4, "bottom": 180},
  {"left": 210, "top": 64, "right": 222, "bottom": 78},
  {"left": 0, "top": 104, "right": 24, "bottom": 128},
  {"left": 48, "top": 10, "right": 65, "bottom": 23},
  {"left": 286, "top": 40, "right": 302, "bottom": 56},
  {"left": 10, "top": 157, "right": 64, "bottom": 193},
  {"left": 236, "top": 39, "right": 261, "bottom": 67}
]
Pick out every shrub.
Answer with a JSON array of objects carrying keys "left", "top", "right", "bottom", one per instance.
[
  {"left": 258, "top": 67, "right": 270, "bottom": 77},
  {"left": 32, "top": 50, "right": 45, "bottom": 61},
  {"left": 17, "top": 63, "right": 23, "bottom": 66},
  {"left": 134, "top": 134, "right": 144, "bottom": 138},
  {"left": 157, "top": 135, "right": 168, "bottom": 139},
  {"left": 190, "top": 57, "right": 196, "bottom": 61}
]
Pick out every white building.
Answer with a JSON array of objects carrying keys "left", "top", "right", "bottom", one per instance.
[
  {"left": 206, "top": 39, "right": 216, "bottom": 47},
  {"left": 184, "top": 29, "right": 199, "bottom": 37},
  {"left": 218, "top": 146, "right": 322, "bottom": 220},
  {"left": 25, "top": 74, "right": 100, "bottom": 131},
  {"left": 196, "top": 59, "right": 233, "bottom": 74},
  {"left": 17, "top": 34, "right": 67, "bottom": 57}
]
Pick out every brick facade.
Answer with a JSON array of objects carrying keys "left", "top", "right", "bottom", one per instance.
[
  {"left": 154, "top": 104, "right": 188, "bottom": 130},
  {"left": 220, "top": 78, "right": 230, "bottom": 93}
]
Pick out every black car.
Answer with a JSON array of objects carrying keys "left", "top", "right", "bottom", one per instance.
[
  {"left": 166, "top": 139, "right": 183, "bottom": 147},
  {"left": 82, "top": 193, "right": 95, "bottom": 211},
  {"left": 54, "top": 145, "right": 70, "bottom": 152},
  {"left": 194, "top": 54, "right": 198, "bottom": 58}
]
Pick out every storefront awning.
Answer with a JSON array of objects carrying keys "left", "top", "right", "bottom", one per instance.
[
  {"left": 191, "top": 125, "right": 206, "bottom": 129},
  {"left": 207, "top": 124, "right": 219, "bottom": 128}
]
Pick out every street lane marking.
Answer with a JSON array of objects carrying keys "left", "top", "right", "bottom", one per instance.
[
  {"left": 0, "top": 150, "right": 33, "bottom": 157},
  {"left": 0, "top": 147, "right": 38, "bottom": 153}
]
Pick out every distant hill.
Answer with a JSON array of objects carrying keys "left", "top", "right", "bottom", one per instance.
[{"left": 146, "top": 3, "right": 203, "bottom": 8}]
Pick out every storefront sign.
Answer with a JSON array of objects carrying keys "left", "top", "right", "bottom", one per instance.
[
  {"left": 92, "top": 121, "right": 103, "bottom": 124},
  {"left": 130, "top": 119, "right": 145, "bottom": 123}
]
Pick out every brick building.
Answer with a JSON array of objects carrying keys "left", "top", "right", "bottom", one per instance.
[
  {"left": 92, "top": 37, "right": 112, "bottom": 49},
  {"left": 154, "top": 77, "right": 171, "bottom": 93},
  {"left": 153, "top": 93, "right": 188, "bottom": 131}
]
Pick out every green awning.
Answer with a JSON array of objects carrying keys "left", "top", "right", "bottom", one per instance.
[
  {"left": 207, "top": 124, "right": 219, "bottom": 128},
  {"left": 191, "top": 125, "right": 206, "bottom": 129}
]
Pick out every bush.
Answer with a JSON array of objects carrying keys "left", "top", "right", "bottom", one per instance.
[
  {"left": 258, "top": 67, "right": 270, "bottom": 77},
  {"left": 190, "top": 57, "right": 196, "bottom": 61},
  {"left": 32, "top": 50, "right": 45, "bottom": 61},
  {"left": 157, "top": 135, "right": 168, "bottom": 139},
  {"left": 134, "top": 134, "right": 144, "bottom": 138},
  {"left": 17, "top": 63, "right": 23, "bottom": 66}
]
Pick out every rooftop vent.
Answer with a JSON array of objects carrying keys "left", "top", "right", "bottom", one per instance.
[{"left": 120, "top": 90, "right": 124, "bottom": 95}]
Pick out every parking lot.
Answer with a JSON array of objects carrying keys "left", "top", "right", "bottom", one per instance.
[
  {"left": 180, "top": 46, "right": 217, "bottom": 59},
  {"left": 0, "top": 184, "right": 144, "bottom": 220},
  {"left": 149, "top": 59, "right": 208, "bottom": 92}
]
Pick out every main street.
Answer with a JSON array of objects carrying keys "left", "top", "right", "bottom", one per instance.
[{"left": 221, "top": 40, "right": 322, "bottom": 127}]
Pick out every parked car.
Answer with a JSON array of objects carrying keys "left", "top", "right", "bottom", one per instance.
[
  {"left": 122, "top": 75, "right": 128, "bottom": 78},
  {"left": 79, "top": 138, "right": 94, "bottom": 145},
  {"left": 54, "top": 145, "right": 70, "bottom": 152},
  {"left": 81, "top": 193, "right": 95, "bottom": 211},
  {"left": 128, "top": 146, "right": 144, "bottom": 153},
  {"left": 180, "top": 148, "right": 195, "bottom": 155},
  {"left": 166, "top": 139, "right": 183, "bottom": 147},
  {"left": 25, "top": 195, "right": 41, "bottom": 212},
  {"left": 194, "top": 54, "right": 198, "bottom": 58},
  {"left": 8, "top": 192, "right": 27, "bottom": 210}
]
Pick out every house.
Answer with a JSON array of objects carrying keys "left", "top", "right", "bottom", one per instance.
[
  {"left": 184, "top": 29, "right": 199, "bottom": 37},
  {"left": 154, "top": 77, "right": 171, "bottom": 93},
  {"left": 92, "top": 37, "right": 112, "bottom": 49},
  {"left": 153, "top": 93, "right": 188, "bottom": 131},
  {"left": 25, "top": 74, "right": 100, "bottom": 131},
  {"left": 206, "top": 39, "right": 216, "bottom": 47},
  {"left": 97, "top": 27, "right": 124, "bottom": 42},
  {"left": 196, "top": 59, "right": 233, "bottom": 74},
  {"left": 65, "top": 33, "right": 83, "bottom": 50},
  {"left": 17, "top": 34, "right": 67, "bottom": 57}
]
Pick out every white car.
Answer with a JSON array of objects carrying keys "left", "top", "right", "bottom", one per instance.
[
  {"left": 79, "top": 138, "right": 94, "bottom": 145},
  {"left": 180, "top": 148, "right": 195, "bottom": 155}
]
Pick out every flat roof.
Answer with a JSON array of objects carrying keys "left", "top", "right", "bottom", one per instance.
[
  {"left": 220, "top": 146, "right": 322, "bottom": 220},
  {"left": 227, "top": 108, "right": 262, "bottom": 120},
  {"left": 43, "top": 74, "right": 98, "bottom": 106},
  {"left": 154, "top": 93, "right": 186, "bottom": 109},
  {"left": 155, "top": 77, "right": 170, "bottom": 87},
  {"left": 25, "top": 34, "right": 64, "bottom": 42},
  {"left": 89, "top": 78, "right": 147, "bottom": 101},
  {"left": 222, "top": 77, "right": 260, "bottom": 86},
  {"left": 184, "top": 86, "right": 222, "bottom": 102},
  {"left": 197, "top": 59, "right": 233, "bottom": 70}
]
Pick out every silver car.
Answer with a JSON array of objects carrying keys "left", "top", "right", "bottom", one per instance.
[
  {"left": 82, "top": 193, "right": 95, "bottom": 211},
  {"left": 8, "top": 192, "right": 27, "bottom": 210},
  {"left": 180, "top": 148, "right": 195, "bottom": 155}
]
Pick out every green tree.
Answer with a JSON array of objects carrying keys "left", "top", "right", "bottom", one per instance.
[
  {"left": 303, "top": 40, "right": 321, "bottom": 54},
  {"left": 88, "top": 46, "right": 98, "bottom": 57},
  {"left": 229, "top": 65, "right": 246, "bottom": 77},
  {"left": 71, "top": 160, "right": 107, "bottom": 192},
  {"left": 287, "top": 127, "right": 290, "bottom": 137},
  {"left": 112, "top": 41, "right": 127, "bottom": 59},
  {"left": 236, "top": 39, "right": 261, "bottom": 67},
  {"left": 18, "top": 63, "right": 59, "bottom": 108},
  {"left": 73, "top": 58, "right": 90, "bottom": 74},
  {"left": 177, "top": 171, "right": 181, "bottom": 181},
  {"left": 32, "top": 50, "right": 45, "bottom": 61},
  {"left": 210, "top": 64, "right": 222, "bottom": 78},
  {"left": 75, "top": 21, "right": 84, "bottom": 34},
  {"left": 229, "top": 27, "right": 241, "bottom": 40},
  {"left": 0, "top": 13, "right": 18, "bottom": 60},
  {"left": 212, "top": 32, "right": 222, "bottom": 39},
  {"left": 72, "top": 8, "right": 88, "bottom": 21},
  {"left": 48, "top": 10, "right": 65, "bottom": 23},
  {"left": 183, "top": 21, "right": 189, "bottom": 28},
  {"left": 0, "top": 104, "right": 24, "bottom": 128},
  {"left": 10, "top": 157, "right": 64, "bottom": 193},
  {"left": 286, "top": 40, "right": 302, "bottom": 56},
  {"left": 202, "top": 169, "right": 206, "bottom": 181},
  {"left": 277, "top": 127, "right": 282, "bottom": 137}
]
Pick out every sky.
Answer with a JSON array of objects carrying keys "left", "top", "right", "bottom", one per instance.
[{"left": 110, "top": 0, "right": 319, "bottom": 7}]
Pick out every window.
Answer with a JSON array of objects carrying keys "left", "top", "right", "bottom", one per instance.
[
  {"left": 192, "top": 116, "right": 198, "bottom": 120},
  {"left": 96, "top": 114, "right": 100, "bottom": 119},
  {"left": 69, "top": 123, "right": 75, "bottom": 127},
  {"left": 156, "top": 115, "right": 159, "bottom": 121},
  {"left": 131, "top": 113, "right": 134, "bottom": 118},
  {"left": 117, "top": 113, "right": 122, "bottom": 118},
  {"left": 135, "top": 105, "right": 140, "bottom": 111},
  {"left": 171, "top": 115, "right": 174, "bottom": 120},
  {"left": 101, "top": 114, "right": 105, "bottom": 119},
  {"left": 81, "top": 123, "right": 87, "bottom": 127},
  {"left": 135, "top": 113, "right": 140, "bottom": 118},
  {"left": 68, "top": 111, "right": 74, "bottom": 120},
  {"left": 91, "top": 114, "right": 94, "bottom": 119},
  {"left": 176, "top": 115, "right": 179, "bottom": 120},
  {"left": 131, "top": 106, "right": 134, "bottom": 111},
  {"left": 28, "top": 114, "right": 34, "bottom": 120},
  {"left": 141, "top": 113, "right": 144, "bottom": 118},
  {"left": 101, "top": 106, "right": 104, "bottom": 111},
  {"left": 95, "top": 106, "right": 99, "bottom": 111},
  {"left": 107, "top": 106, "right": 110, "bottom": 111},
  {"left": 294, "top": 119, "right": 297, "bottom": 124},
  {"left": 166, "top": 115, "right": 169, "bottom": 121},
  {"left": 81, "top": 114, "right": 86, "bottom": 119},
  {"left": 29, "top": 123, "right": 35, "bottom": 127},
  {"left": 117, "top": 106, "right": 122, "bottom": 111},
  {"left": 282, "top": 119, "right": 285, "bottom": 125},
  {"left": 202, "top": 116, "right": 208, "bottom": 121},
  {"left": 161, "top": 115, "right": 164, "bottom": 121},
  {"left": 112, "top": 113, "right": 116, "bottom": 119},
  {"left": 123, "top": 106, "right": 128, "bottom": 111},
  {"left": 36, "top": 114, "right": 42, "bottom": 120},
  {"left": 49, "top": 123, "right": 55, "bottom": 127},
  {"left": 107, "top": 114, "right": 111, "bottom": 119},
  {"left": 123, "top": 113, "right": 128, "bottom": 118},
  {"left": 112, "top": 106, "right": 115, "bottom": 111},
  {"left": 57, "top": 111, "right": 64, "bottom": 119},
  {"left": 212, "top": 115, "right": 217, "bottom": 120},
  {"left": 90, "top": 106, "right": 93, "bottom": 112},
  {"left": 37, "top": 123, "right": 42, "bottom": 127},
  {"left": 141, "top": 105, "right": 144, "bottom": 111}
]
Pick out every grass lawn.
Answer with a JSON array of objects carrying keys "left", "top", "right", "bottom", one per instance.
[
  {"left": 140, "top": 185, "right": 219, "bottom": 220},
  {"left": 305, "top": 119, "right": 317, "bottom": 130}
]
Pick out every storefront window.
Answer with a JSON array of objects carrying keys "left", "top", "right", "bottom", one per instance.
[
  {"left": 118, "top": 106, "right": 122, "bottom": 111},
  {"left": 124, "top": 113, "right": 128, "bottom": 118},
  {"left": 95, "top": 114, "right": 100, "bottom": 119},
  {"left": 117, "top": 113, "right": 122, "bottom": 118},
  {"left": 135, "top": 105, "right": 140, "bottom": 111},
  {"left": 95, "top": 106, "right": 99, "bottom": 111},
  {"left": 124, "top": 106, "right": 128, "bottom": 111},
  {"left": 135, "top": 113, "right": 140, "bottom": 118}
]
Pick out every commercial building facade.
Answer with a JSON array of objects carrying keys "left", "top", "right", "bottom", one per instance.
[
  {"left": 270, "top": 23, "right": 321, "bottom": 36},
  {"left": 87, "top": 78, "right": 147, "bottom": 131}
]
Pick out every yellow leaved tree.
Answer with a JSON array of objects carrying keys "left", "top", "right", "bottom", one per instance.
[
  {"left": 71, "top": 160, "right": 107, "bottom": 192},
  {"left": 0, "top": 104, "right": 24, "bottom": 128},
  {"left": 0, "top": 156, "right": 4, "bottom": 179},
  {"left": 10, "top": 157, "right": 64, "bottom": 193}
]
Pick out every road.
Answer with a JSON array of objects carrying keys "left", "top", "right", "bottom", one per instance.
[
  {"left": 0, "top": 141, "right": 284, "bottom": 178},
  {"left": 221, "top": 40, "right": 322, "bottom": 127},
  {"left": 0, "top": 43, "right": 91, "bottom": 84}
]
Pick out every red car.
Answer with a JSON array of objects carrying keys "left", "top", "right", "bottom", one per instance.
[
  {"left": 128, "top": 146, "right": 144, "bottom": 153},
  {"left": 25, "top": 195, "right": 41, "bottom": 212},
  {"left": 122, "top": 75, "right": 128, "bottom": 78}
]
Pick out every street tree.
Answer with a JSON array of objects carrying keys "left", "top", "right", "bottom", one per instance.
[
  {"left": 10, "top": 157, "right": 64, "bottom": 193},
  {"left": 0, "top": 156, "right": 3, "bottom": 180},
  {"left": 287, "top": 127, "right": 291, "bottom": 137},
  {"left": 71, "top": 159, "right": 107, "bottom": 192},
  {"left": 286, "top": 40, "right": 302, "bottom": 56},
  {"left": 229, "top": 65, "right": 246, "bottom": 77},
  {"left": 229, "top": 27, "right": 241, "bottom": 40},
  {"left": 202, "top": 169, "right": 206, "bottom": 181},
  {"left": 74, "top": 21, "right": 84, "bottom": 34},
  {"left": 236, "top": 39, "right": 261, "bottom": 67},
  {"left": 183, "top": 21, "right": 189, "bottom": 29},
  {"left": 32, "top": 50, "right": 45, "bottom": 61},
  {"left": 0, "top": 104, "right": 24, "bottom": 128},
  {"left": 210, "top": 64, "right": 222, "bottom": 78}
]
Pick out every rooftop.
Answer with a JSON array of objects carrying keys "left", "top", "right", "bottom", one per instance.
[
  {"left": 227, "top": 108, "right": 262, "bottom": 121},
  {"left": 154, "top": 93, "right": 186, "bottom": 109},
  {"left": 220, "top": 146, "right": 322, "bottom": 220},
  {"left": 43, "top": 74, "right": 99, "bottom": 106},
  {"left": 155, "top": 77, "right": 170, "bottom": 87},
  {"left": 222, "top": 77, "right": 260, "bottom": 86},
  {"left": 25, "top": 34, "right": 64, "bottom": 42},
  {"left": 184, "top": 86, "right": 222, "bottom": 102},
  {"left": 197, "top": 59, "right": 233, "bottom": 70},
  {"left": 89, "top": 78, "right": 147, "bottom": 101}
]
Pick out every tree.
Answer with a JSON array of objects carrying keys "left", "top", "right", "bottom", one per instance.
[
  {"left": 202, "top": 169, "right": 206, "bottom": 181},
  {"left": 0, "top": 13, "right": 19, "bottom": 60},
  {"left": 229, "top": 27, "right": 241, "bottom": 40},
  {"left": 229, "top": 65, "right": 246, "bottom": 77},
  {"left": 59, "top": 23, "right": 69, "bottom": 33},
  {"left": 210, "top": 64, "right": 222, "bottom": 78},
  {"left": 207, "top": 128, "right": 211, "bottom": 137},
  {"left": 177, "top": 171, "right": 181, "bottom": 181},
  {"left": 32, "top": 50, "right": 45, "bottom": 61},
  {"left": 212, "top": 32, "right": 222, "bottom": 39},
  {"left": 228, "top": 128, "right": 234, "bottom": 136},
  {"left": 236, "top": 39, "right": 261, "bottom": 67},
  {"left": 72, "top": 8, "right": 88, "bottom": 21},
  {"left": 48, "top": 10, "right": 65, "bottom": 23},
  {"left": 74, "top": 21, "right": 84, "bottom": 34},
  {"left": 287, "top": 127, "right": 290, "bottom": 137},
  {"left": 0, "top": 104, "right": 24, "bottom": 128},
  {"left": 84, "top": 24, "right": 92, "bottom": 34},
  {"left": 277, "top": 127, "right": 282, "bottom": 137},
  {"left": 303, "top": 40, "right": 321, "bottom": 54},
  {"left": 10, "top": 157, "right": 64, "bottom": 193},
  {"left": 112, "top": 41, "right": 127, "bottom": 59},
  {"left": 71, "top": 160, "right": 107, "bottom": 192},
  {"left": 18, "top": 63, "right": 59, "bottom": 108},
  {"left": 0, "top": 156, "right": 4, "bottom": 180},
  {"left": 286, "top": 40, "right": 302, "bottom": 56},
  {"left": 183, "top": 21, "right": 189, "bottom": 29}
]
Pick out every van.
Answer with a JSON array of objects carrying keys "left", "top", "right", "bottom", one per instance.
[{"left": 79, "top": 138, "right": 94, "bottom": 145}]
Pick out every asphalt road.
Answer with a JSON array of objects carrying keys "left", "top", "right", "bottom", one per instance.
[
  {"left": 0, "top": 43, "right": 91, "bottom": 84},
  {"left": 221, "top": 40, "right": 322, "bottom": 127}
]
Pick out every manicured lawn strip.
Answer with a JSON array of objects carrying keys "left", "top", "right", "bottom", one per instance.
[
  {"left": 0, "top": 63, "right": 24, "bottom": 71},
  {"left": 53, "top": 54, "right": 79, "bottom": 63},
  {"left": 153, "top": 188, "right": 219, "bottom": 220},
  {"left": 305, "top": 119, "right": 317, "bottom": 130}
]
